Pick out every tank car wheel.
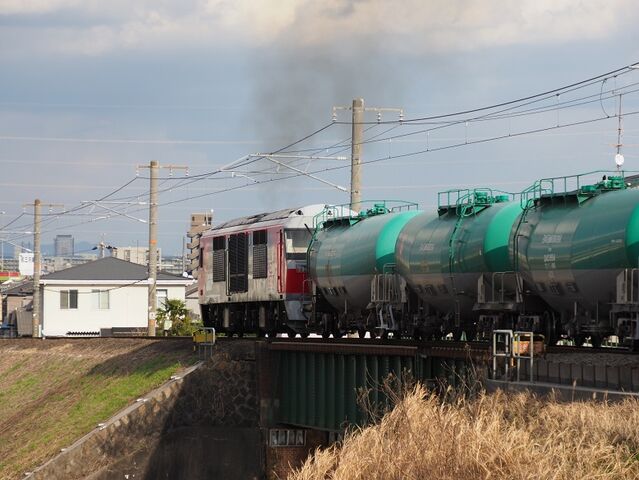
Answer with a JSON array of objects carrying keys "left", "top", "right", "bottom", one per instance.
[
  {"left": 368, "top": 329, "right": 378, "bottom": 339},
  {"left": 333, "top": 330, "right": 344, "bottom": 339},
  {"left": 286, "top": 329, "right": 297, "bottom": 338},
  {"left": 573, "top": 334, "right": 585, "bottom": 347},
  {"left": 300, "top": 332, "right": 309, "bottom": 339},
  {"left": 321, "top": 330, "right": 331, "bottom": 339},
  {"left": 357, "top": 328, "right": 367, "bottom": 339},
  {"left": 590, "top": 335, "right": 602, "bottom": 348}
]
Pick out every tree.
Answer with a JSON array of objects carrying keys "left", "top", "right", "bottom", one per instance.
[{"left": 156, "top": 299, "right": 201, "bottom": 336}]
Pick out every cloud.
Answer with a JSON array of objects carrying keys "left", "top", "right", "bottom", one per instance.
[{"left": 0, "top": 0, "right": 637, "bottom": 56}]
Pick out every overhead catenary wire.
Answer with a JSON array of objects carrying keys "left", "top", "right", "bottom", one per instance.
[
  {"left": 6, "top": 62, "right": 639, "bottom": 247},
  {"left": 6, "top": 100, "right": 639, "bottom": 245}
]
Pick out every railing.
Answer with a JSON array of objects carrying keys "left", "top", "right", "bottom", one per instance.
[
  {"left": 438, "top": 188, "right": 515, "bottom": 214},
  {"left": 492, "top": 330, "right": 542, "bottom": 383},
  {"left": 311, "top": 200, "right": 419, "bottom": 231},
  {"left": 519, "top": 170, "right": 634, "bottom": 209}
]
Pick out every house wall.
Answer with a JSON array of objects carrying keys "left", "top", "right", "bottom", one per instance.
[{"left": 41, "top": 283, "right": 186, "bottom": 336}]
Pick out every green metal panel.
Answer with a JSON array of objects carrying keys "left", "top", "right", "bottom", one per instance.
[
  {"left": 368, "top": 355, "right": 379, "bottom": 412},
  {"left": 275, "top": 350, "right": 478, "bottom": 431},
  {"left": 336, "top": 355, "right": 345, "bottom": 427},
  {"left": 346, "top": 355, "right": 357, "bottom": 423},
  {"left": 327, "top": 354, "right": 335, "bottom": 430},
  {"left": 356, "top": 355, "right": 368, "bottom": 425},
  {"left": 290, "top": 353, "right": 298, "bottom": 424},
  {"left": 317, "top": 353, "right": 326, "bottom": 428},
  {"left": 308, "top": 353, "right": 316, "bottom": 427},
  {"left": 298, "top": 352, "right": 307, "bottom": 425}
]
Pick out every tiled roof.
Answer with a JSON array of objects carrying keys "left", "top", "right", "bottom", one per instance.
[{"left": 41, "top": 257, "right": 186, "bottom": 282}]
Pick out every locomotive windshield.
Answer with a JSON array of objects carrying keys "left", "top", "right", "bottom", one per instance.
[{"left": 285, "top": 229, "right": 311, "bottom": 260}]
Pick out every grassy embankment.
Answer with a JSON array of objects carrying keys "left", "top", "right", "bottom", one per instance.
[
  {"left": 0, "top": 338, "right": 195, "bottom": 479},
  {"left": 293, "top": 385, "right": 639, "bottom": 480}
]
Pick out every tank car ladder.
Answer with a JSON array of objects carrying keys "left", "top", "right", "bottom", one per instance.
[{"left": 371, "top": 264, "right": 403, "bottom": 332}]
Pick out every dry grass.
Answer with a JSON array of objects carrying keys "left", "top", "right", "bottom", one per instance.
[{"left": 292, "top": 385, "right": 639, "bottom": 480}]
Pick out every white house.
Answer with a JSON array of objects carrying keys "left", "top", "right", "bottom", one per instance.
[{"left": 40, "top": 257, "right": 192, "bottom": 337}]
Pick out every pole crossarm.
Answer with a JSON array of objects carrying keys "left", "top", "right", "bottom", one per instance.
[
  {"left": 332, "top": 99, "right": 404, "bottom": 211},
  {"left": 249, "top": 154, "right": 348, "bottom": 192},
  {"left": 81, "top": 201, "right": 147, "bottom": 223}
]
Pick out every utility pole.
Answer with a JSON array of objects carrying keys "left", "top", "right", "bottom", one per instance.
[
  {"left": 333, "top": 100, "right": 404, "bottom": 213},
  {"left": 137, "top": 161, "right": 188, "bottom": 336},
  {"left": 24, "top": 199, "right": 63, "bottom": 338},
  {"left": 350, "top": 98, "right": 364, "bottom": 212},
  {"left": 32, "top": 199, "right": 41, "bottom": 338}
]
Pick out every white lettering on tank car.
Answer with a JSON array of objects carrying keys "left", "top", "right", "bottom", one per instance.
[
  {"left": 420, "top": 243, "right": 435, "bottom": 252},
  {"left": 542, "top": 234, "right": 562, "bottom": 244},
  {"left": 543, "top": 253, "right": 556, "bottom": 263}
]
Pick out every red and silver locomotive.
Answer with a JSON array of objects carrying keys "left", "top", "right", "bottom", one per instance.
[{"left": 198, "top": 204, "right": 326, "bottom": 336}]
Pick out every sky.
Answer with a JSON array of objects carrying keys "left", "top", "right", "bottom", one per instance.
[{"left": 1, "top": 0, "right": 639, "bottom": 256}]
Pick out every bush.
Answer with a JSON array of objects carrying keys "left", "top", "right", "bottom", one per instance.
[{"left": 156, "top": 299, "right": 202, "bottom": 336}]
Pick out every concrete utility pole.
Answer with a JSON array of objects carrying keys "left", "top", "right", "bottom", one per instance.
[
  {"left": 350, "top": 98, "right": 364, "bottom": 212},
  {"left": 24, "top": 199, "right": 63, "bottom": 338},
  {"left": 148, "top": 160, "right": 159, "bottom": 336},
  {"left": 32, "top": 199, "right": 41, "bottom": 338},
  {"left": 333, "top": 100, "right": 404, "bottom": 213},
  {"left": 137, "top": 161, "right": 188, "bottom": 336}
]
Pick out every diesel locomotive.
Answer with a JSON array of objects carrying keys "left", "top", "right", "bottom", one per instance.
[{"left": 198, "top": 171, "right": 639, "bottom": 347}]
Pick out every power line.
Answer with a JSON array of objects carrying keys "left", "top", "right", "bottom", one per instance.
[{"left": 332, "top": 61, "right": 639, "bottom": 125}]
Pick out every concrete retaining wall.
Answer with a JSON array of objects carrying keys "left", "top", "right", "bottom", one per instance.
[
  {"left": 27, "top": 364, "right": 201, "bottom": 480},
  {"left": 27, "top": 341, "right": 263, "bottom": 480}
]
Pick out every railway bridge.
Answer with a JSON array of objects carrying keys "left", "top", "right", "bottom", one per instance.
[{"left": 255, "top": 339, "right": 489, "bottom": 431}]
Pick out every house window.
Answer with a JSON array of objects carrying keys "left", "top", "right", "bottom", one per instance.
[
  {"left": 157, "top": 289, "right": 168, "bottom": 309},
  {"left": 60, "top": 290, "right": 78, "bottom": 309},
  {"left": 92, "top": 290, "right": 110, "bottom": 310}
]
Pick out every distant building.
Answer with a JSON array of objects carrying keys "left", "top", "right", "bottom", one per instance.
[
  {"left": 112, "top": 246, "right": 162, "bottom": 267},
  {"left": 54, "top": 235, "right": 74, "bottom": 257},
  {"left": 187, "top": 212, "right": 213, "bottom": 277}
]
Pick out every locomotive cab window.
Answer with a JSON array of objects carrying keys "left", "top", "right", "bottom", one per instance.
[
  {"left": 212, "top": 236, "right": 226, "bottom": 283},
  {"left": 253, "top": 229, "right": 268, "bottom": 279},
  {"left": 285, "top": 229, "right": 311, "bottom": 260}
]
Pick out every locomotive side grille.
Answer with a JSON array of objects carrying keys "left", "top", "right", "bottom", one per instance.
[
  {"left": 229, "top": 232, "right": 249, "bottom": 293},
  {"left": 253, "top": 244, "right": 268, "bottom": 278},
  {"left": 253, "top": 229, "right": 268, "bottom": 279},
  {"left": 212, "top": 236, "right": 226, "bottom": 282},
  {"left": 213, "top": 250, "right": 225, "bottom": 282}
]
